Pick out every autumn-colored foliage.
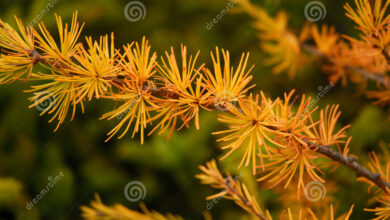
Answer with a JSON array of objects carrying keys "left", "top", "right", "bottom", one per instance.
[{"left": 2, "top": 0, "right": 390, "bottom": 219}]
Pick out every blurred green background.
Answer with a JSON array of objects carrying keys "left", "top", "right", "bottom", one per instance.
[{"left": 0, "top": 0, "right": 390, "bottom": 219}]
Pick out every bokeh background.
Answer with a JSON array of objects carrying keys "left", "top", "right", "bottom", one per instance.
[{"left": 0, "top": 0, "right": 390, "bottom": 219}]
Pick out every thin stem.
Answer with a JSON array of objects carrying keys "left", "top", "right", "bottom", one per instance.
[
  {"left": 225, "top": 183, "right": 266, "bottom": 220},
  {"left": 301, "top": 43, "right": 390, "bottom": 87},
  {"left": 311, "top": 143, "right": 390, "bottom": 193}
]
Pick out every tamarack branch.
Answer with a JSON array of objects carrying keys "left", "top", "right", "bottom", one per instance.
[
  {"left": 22, "top": 46, "right": 390, "bottom": 194},
  {"left": 1, "top": 0, "right": 390, "bottom": 218}
]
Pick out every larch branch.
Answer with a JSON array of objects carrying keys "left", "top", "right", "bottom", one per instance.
[
  {"left": 312, "top": 143, "right": 390, "bottom": 193},
  {"left": 29, "top": 47, "right": 390, "bottom": 195}
]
